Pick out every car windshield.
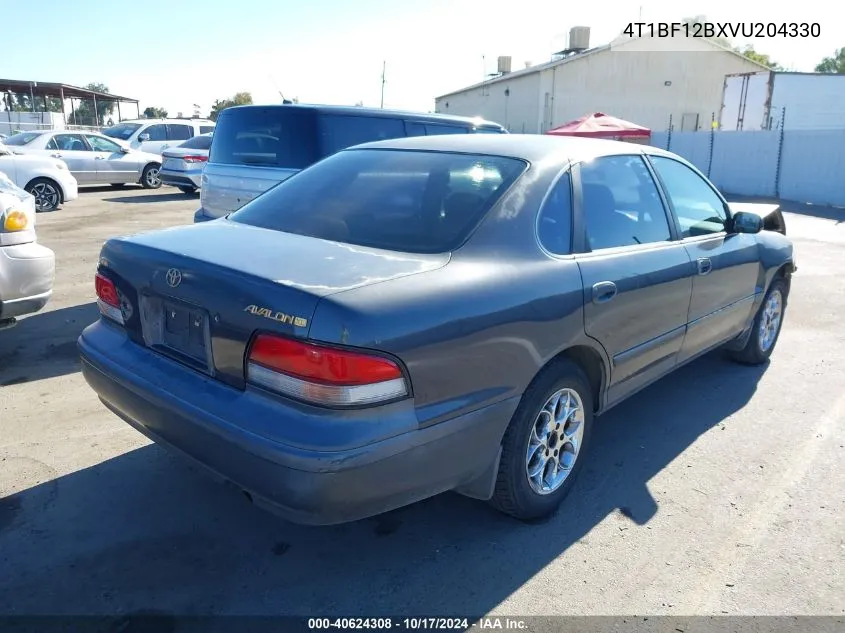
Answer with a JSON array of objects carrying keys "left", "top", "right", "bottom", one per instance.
[
  {"left": 230, "top": 149, "right": 526, "bottom": 254},
  {"left": 102, "top": 123, "right": 142, "bottom": 140},
  {"left": 3, "top": 132, "right": 42, "bottom": 146},
  {"left": 178, "top": 134, "right": 212, "bottom": 150}
]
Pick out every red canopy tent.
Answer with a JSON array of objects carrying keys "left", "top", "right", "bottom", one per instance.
[{"left": 545, "top": 112, "right": 651, "bottom": 140}]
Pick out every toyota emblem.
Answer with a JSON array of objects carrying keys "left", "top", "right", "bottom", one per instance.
[{"left": 165, "top": 268, "right": 182, "bottom": 288}]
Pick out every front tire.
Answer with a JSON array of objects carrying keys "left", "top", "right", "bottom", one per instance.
[
  {"left": 729, "top": 278, "right": 788, "bottom": 365},
  {"left": 490, "top": 360, "right": 593, "bottom": 522},
  {"left": 26, "top": 177, "right": 62, "bottom": 212},
  {"left": 140, "top": 163, "right": 162, "bottom": 189}
]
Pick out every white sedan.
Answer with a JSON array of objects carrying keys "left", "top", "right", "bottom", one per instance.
[
  {"left": 0, "top": 142, "right": 78, "bottom": 212},
  {"left": 4, "top": 131, "right": 164, "bottom": 190},
  {"left": 0, "top": 172, "right": 55, "bottom": 327}
]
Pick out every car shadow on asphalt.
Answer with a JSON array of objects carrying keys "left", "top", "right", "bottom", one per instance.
[
  {"left": 0, "top": 352, "right": 767, "bottom": 615},
  {"left": 0, "top": 302, "right": 97, "bottom": 385},
  {"left": 103, "top": 194, "right": 196, "bottom": 205}
]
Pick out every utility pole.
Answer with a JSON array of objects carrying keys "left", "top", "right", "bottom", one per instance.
[{"left": 380, "top": 61, "right": 386, "bottom": 109}]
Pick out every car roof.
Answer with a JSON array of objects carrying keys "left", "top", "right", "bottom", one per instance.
[
  {"left": 346, "top": 134, "right": 676, "bottom": 163},
  {"left": 114, "top": 118, "right": 215, "bottom": 124},
  {"left": 222, "top": 104, "right": 505, "bottom": 129}
]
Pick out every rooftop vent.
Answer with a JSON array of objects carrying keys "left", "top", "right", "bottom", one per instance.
[
  {"left": 497, "top": 56, "right": 512, "bottom": 74},
  {"left": 552, "top": 26, "right": 591, "bottom": 59}
]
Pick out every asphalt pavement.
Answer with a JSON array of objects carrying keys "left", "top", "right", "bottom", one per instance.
[{"left": 0, "top": 186, "right": 843, "bottom": 617}]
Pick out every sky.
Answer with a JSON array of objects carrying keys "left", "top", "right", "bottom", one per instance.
[{"left": 3, "top": 0, "right": 840, "bottom": 119}]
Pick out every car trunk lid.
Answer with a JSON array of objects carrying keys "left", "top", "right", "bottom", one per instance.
[{"left": 98, "top": 220, "right": 448, "bottom": 388}]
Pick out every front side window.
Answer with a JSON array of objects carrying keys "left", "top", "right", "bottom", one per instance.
[
  {"left": 102, "top": 123, "right": 141, "bottom": 140},
  {"left": 144, "top": 124, "right": 167, "bottom": 141},
  {"left": 649, "top": 156, "right": 728, "bottom": 238},
  {"left": 85, "top": 135, "right": 122, "bottom": 152},
  {"left": 167, "top": 124, "right": 193, "bottom": 140},
  {"left": 319, "top": 115, "right": 406, "bottom": 155},
  {"left": 537, "top": 171, "right": 573, "bottom": 255},
  {"left": 579, "top": 155, "right": 671, "bottom": 251},
  {"left": 49, "top": 134, "right": 89, "bottom": 151},
  {"left": 231, "top": 149, "right": 526, "bottom": 254}
]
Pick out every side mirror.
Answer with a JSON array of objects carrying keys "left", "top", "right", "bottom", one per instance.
[
  {"left": 731, "top": 211, "right": 763, "bottom": 234},
  {"left": 138, "top": 133, "right": 151, "bottom": 142},
  {"left": 120, "top": 146, "right": 130, "bottom": 154}
]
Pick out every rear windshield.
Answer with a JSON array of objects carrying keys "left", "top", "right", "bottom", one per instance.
[
  {"left": 209, "top": 107, "right": 319, "bottom": 168},
  {"left": 102, "top": 123, "right": 142, "bottom": 140},
  {"left": 3, "top": 132, "right": 41, "bottom": 146},
  {"left": 230, "top": 149, "right": 526, "bottom": 254},
  {"left": 179, "top": 134, "right": 212, "bottom": 150}
]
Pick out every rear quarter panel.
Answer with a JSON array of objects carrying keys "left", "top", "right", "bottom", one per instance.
[{"left": 310, "top": 257, "right": 593, "bottom": 428}]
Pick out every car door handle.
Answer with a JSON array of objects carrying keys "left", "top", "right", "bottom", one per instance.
[
  {"left": 697, "top": 257, "right": 712, "bottom": 275},
  {"left": 592, "top": 281, "right": 618, "bottom": 304},
  {"left": 50, "top": 153, "right": 63, "bottom": 158},
  {"left": 94, "top": 156, "right": 106, "bottom": 160}
]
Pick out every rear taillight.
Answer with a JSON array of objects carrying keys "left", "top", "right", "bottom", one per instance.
[
  {"left": 182, "top": 155, "right": 208, "bottom": 163},
  {"left": 246, "top": 334, "right": 408, "bottom": 407},
  {"left": 95, "top": 272, "right": 124, "bottom": 325}
]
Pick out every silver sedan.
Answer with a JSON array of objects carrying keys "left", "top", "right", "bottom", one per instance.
[{"left": 3, "top": 130, "right": 164, "bottom": 189}]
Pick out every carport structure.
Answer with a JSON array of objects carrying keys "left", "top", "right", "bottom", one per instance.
[{"left": 0, "top": 78, "right": 140, "bottom": 127}]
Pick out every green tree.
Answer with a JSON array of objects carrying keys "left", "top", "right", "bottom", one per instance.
[
  {"left": 209, "top": 91, "right": 253, "bottom": 121},
  {"left": 72, "top": 82, "right": 115, "bottom": 126},
  {"left": 143, "top": 106, "right": 169, "bottom": 118},
  {"left": 5, "top": 92, "right": 63, "bottom": 112},
  {"left": 737, "top": 45, "right": 783, "bottom": 70},
  {"left": 815, "top": 48, "right": 845, "bottom": 73}
]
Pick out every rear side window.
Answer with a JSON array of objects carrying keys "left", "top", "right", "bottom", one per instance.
[
  {"left": 179, "top": 134, "right": 212, "bottom": 150},
  {"left": 424, "top": 124, "right": 468, "bottom": 135},
  {"left": 209, "top": 107, "right": 319, "bottom": 168},
  {"left": 168, "top": 124, "right": 193, "bottom": 140},
  {"left": 231, "top": 149, "right": 526, "bottom": 254},
  {"left": 538, "top": 171, "right": 573, "bottom": 255},
  {"left": 319, "top": 115, "right": 406, "bottom": 155}
]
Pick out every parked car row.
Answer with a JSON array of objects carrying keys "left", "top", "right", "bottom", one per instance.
[{"left": 0, "top": 118, "right": 219, "bottom": 211}]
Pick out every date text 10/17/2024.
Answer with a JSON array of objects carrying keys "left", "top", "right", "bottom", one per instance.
[
  {"left": 623, "top": 22, "right": 821, "bottom": 39},
  {"left": 307, "top": 618, "right": 528, "bottom": 630}
]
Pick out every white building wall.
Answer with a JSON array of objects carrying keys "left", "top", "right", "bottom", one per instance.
[
  {"left": 769, "top": 73, "right": 845, "bottom": 130},
  {"left": 539, "top": 37, "right": 764, "bottom": 132},
  {"left": 435, "top": 72, "right": 541, "bottom": 133},
  {"left": 436, "top": 36, "right": 765, "bottom": 135}
]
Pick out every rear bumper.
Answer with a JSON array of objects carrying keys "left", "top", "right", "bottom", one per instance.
[
  {"left": 161, "top": 170, "right": 202, "bottom": 189},
  {"left": 0, "top": 242, "right": 54, "bottom": 319},
  {"left": 78, "top": 321, "right": 515, "bottom": 525}
]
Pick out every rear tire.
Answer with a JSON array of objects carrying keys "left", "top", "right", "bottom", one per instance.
[
  {"left": 729, "top": 278, "right": 788, "bottom": 366},
  {"left": 140, "top": 163, "right": 162, "bottom": 189},
  {"left": 26, "top": 177, "right": 63, "bottom": 212},
  {"left": 490, "top": 360, "right": 593, "bottom": 522},
  {"left": 177, "top": 186, "right": 197, "bottom": 194}
]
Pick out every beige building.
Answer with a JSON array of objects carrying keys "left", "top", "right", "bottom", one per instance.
[{"left": 435, "top": 32, "right": 767, "bottom": 133}]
